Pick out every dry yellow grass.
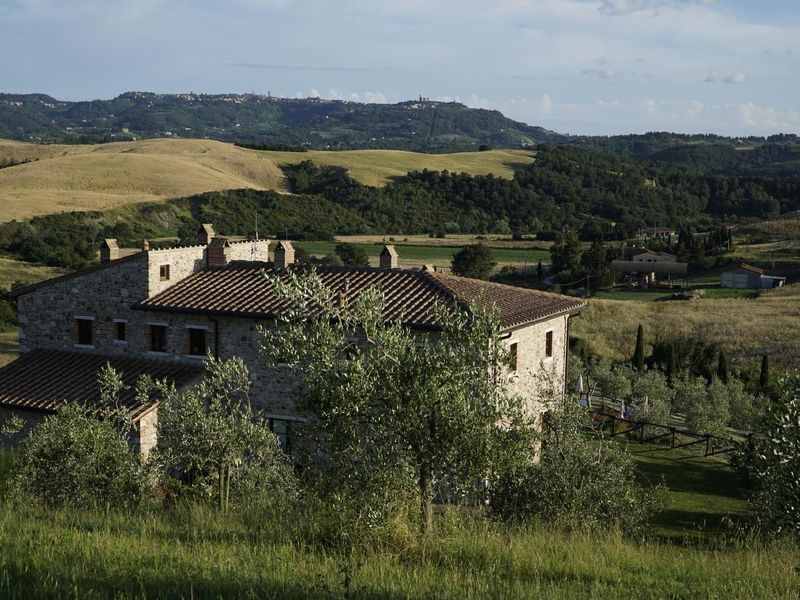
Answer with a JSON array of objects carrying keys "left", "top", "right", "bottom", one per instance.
[
  {"left": 245, "top": 148, "right": 535, "bottom": 187},
  {"left": 0, "top": 138, "right": 288, "bottom": 222},
  {"left": 0, "top": 139, "right": 534, "bottom": 223},
  {"left": 573, "top": 284, "right": 800, "bottom": 369},
  {"left": 0, "top": 329, "right": 17, "bottom": 368},
  {"left": 0, "top": 256, "right": 66, "bottom": 290}
]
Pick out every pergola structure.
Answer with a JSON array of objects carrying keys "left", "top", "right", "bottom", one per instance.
[{"left": 609, "top": 260, "right": 689, "bottom": 289}]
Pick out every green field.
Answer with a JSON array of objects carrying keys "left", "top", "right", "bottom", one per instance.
[
  {"left": 591, "top": 286, "right": 760, "bottom": 302},
  {"left": 626, "top": 441, "right": 749, "bottom": 541},
  {"left": 295, "top": 241, "right": 548, "bottom": 269}
]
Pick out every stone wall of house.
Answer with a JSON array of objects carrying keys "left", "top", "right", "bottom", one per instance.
[
  {"left": 504, "top": 313, "right": 571, "bottom": 416},
  {"left": 228, "top": 240, "right": 270, "bottom": 264},
  {"left": 132, "top": 407, "right": 159, "bottom": 458},
  {"left": 146, "top": 246, "right": 207, "bottom": 297},
  {"left": 144, "top": 240, "right": 269, "bottom": 297},
  {"left": 17, "top": 253, "right": 151, "bottom": 355},
  {"left": 17, "top": 241, "right": 273, "bottom": 357}
]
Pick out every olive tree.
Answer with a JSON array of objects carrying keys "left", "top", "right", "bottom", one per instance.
[
  {"left": 12, "top": 363, "right": 148, "bottom": 508},
  {"left": 13, "top": 404, "right": 146, "bottom": 508},
  {"left": 260, "top": 269, "right": 532, "bottom": 534},
  {"left": 492, "top": 396, "right": 660, "bottom": 535},
  {"left": 743, "top": 376, "right": 800, "bottom": 537},
  {"left": 154, "top": 356, "right": 297, "bottom": 512}
]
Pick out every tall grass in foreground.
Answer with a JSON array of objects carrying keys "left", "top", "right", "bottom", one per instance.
[{"left": 0, "top": 502, "right": 797, "bottom": 599}]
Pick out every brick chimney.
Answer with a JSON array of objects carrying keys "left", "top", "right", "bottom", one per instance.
[
  {"left": 274, "top": 240, "right": 295, "bottom": 269},
  {"left": 198, "top": 223, "right": 215, "bottom": 245},
  {"left": 100, "top": 238, "right": 120, "bottom": 262},
  {"left": 208, "top": 237, "right": 231, "bottom": 267},
  {"left": 379, "top": 245, "right": 398, "bottom": 269}
]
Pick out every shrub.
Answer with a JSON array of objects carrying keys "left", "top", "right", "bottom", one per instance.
[
  {"left": 13, "top": 405, "right": 146, "bottom": 508},
  {"left": 740, "top": 376, "right": 800, "bottom": 537},
  {"left": 492, "top": 402, "right": 660, "bottom": 535},
  {"left": 155, "top": 357, "right": 297, "bottom": 513},
  {"left": 451, "top": 244, "right": 495, "bottom": 279},
  {"left": 629, "top": 370, "right": 672, "bottom": 425},
  {"left": 334, "top": 242, "right": 370, "bottom": 266}
]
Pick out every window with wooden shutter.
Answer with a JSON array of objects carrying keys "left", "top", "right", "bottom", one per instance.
[{"left": 545, "top": 330, "right": 553, "bottom": 358}]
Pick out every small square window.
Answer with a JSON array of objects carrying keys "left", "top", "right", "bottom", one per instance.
[
  {"left": 545, "top": 330, "right": 554, "bottom": 358},
  {"left": 187, "top": 328, "right": 207, "bottom": 356},
  {"left": 116, "top": 321, "right": 126, "bottom": 342},
  {"left": 269, "top": 418, "right": 292, "bottom": 451},
  {"left": 159, "top": 264, "right": 170, "bottom": 281},
  {"left": 150, "top": 325, "right": 167, "bottom": 352},
  {"left": 508, "top": 342, "right": 518, "bottom": 372},
  {"left": 76, "top": 318, "right": 93, "bottom": 346}
]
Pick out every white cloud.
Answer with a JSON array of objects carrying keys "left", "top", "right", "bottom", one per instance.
[
  {"left": 598, "top": 0, "right": 716, "bottom": 17},
  {"left": 724, "top": 72, "right": 747, "bottom": 84},
  {"left": 705, "top": 70, "right": 747, "bottom": 84},
  {"left": 581, "top": 68, "right": 617, "bottom": 78}
]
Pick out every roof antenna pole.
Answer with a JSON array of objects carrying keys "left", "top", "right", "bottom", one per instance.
[{"left": 252, "top": 211, "right": 259, "bottom": 260}]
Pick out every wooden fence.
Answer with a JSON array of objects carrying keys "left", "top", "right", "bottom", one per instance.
[{"left": 587, "top": 397, "right": 745, "bottom": 457}]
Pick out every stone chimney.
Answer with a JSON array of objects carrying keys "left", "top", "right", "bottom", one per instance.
[
  {"left": 142, "top": 240, "right": 150, "bottom": 251},
  {"left": 208, "top": 237, "right": 231, "bottom": 267},
  {"left": 379, "top": 245, "right": 398, "bottom": 269},
  {"left": 198, "top": 223, "right": 215, "bottom": 245},
  {"left": 100, "top": 238, "right": 120, "bottom": 262},
  {"left": 274, "top": 240, "right": 295, "bottom": 269}
]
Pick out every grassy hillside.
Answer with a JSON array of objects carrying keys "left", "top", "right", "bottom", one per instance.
[
  {"left": 245, "top": 147, "right": 534, "bottom": 187},
  {"left": 0, "top": 441, "right": 793, "bottom": 599},
  {"left": 0, "top": 138, "right": 533, "bottom": 222},
  {"left": 573, "top": 284, "right": 800, "bottom": 370}
]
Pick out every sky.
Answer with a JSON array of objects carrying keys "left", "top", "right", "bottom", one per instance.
[{"left": 1, "top": 0, "right": 798, "bottom": 136}]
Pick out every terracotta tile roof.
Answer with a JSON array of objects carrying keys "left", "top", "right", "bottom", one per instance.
[
  {"left": 0, "top": 349, "right": 204, "bottom": 420},
  {"left": 610, "top": 260, "right": 688, "bottom": 276},
  {"left": 136, "top": 263, "right": 585, "bottom": 330},
  {"left": 733, "top": 263, "right": 765, "bottom": 275}
]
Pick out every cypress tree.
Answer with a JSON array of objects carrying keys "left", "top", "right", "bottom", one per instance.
[
  {"left": 536, "top": 259, "right": 543, "bottom": 280},
  {"left": 717, "top": 351, "right": 729, "bottom": 384},
  {"left": 759, "top": 354, "right": 770, "bottom": 389},
  {"left": 632, "top": 324, "right": 645, "bottom": 371},
  {"left": 666, "top": 343, "right": 677, "bottom": 386}
]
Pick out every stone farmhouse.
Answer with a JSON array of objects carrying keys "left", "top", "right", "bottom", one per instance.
[{"left": 0, "top": 226, "right": 585, "bottom": 455}]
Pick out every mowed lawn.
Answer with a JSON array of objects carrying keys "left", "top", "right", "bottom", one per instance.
[
  {"left": 624, "top": 441, "right": 750, "bottom": 541},
  {"left": 295, "top": 241, "right": 548, "bottom": 269}
]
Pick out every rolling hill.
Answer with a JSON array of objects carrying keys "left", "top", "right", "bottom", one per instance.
[
  {"left": 0, "top": 138, "right": 534, "bottom": 222},
  {"left": 0, "top": 92, "right": 560, "bottom": 152}
]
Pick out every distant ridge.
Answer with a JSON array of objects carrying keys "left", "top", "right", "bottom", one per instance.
[
  {"left": 1, "top": 92, "right": 796, "bottom": 170},
  {"left": 0, "top": 92, "right": 562, "bottom": 153}
]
